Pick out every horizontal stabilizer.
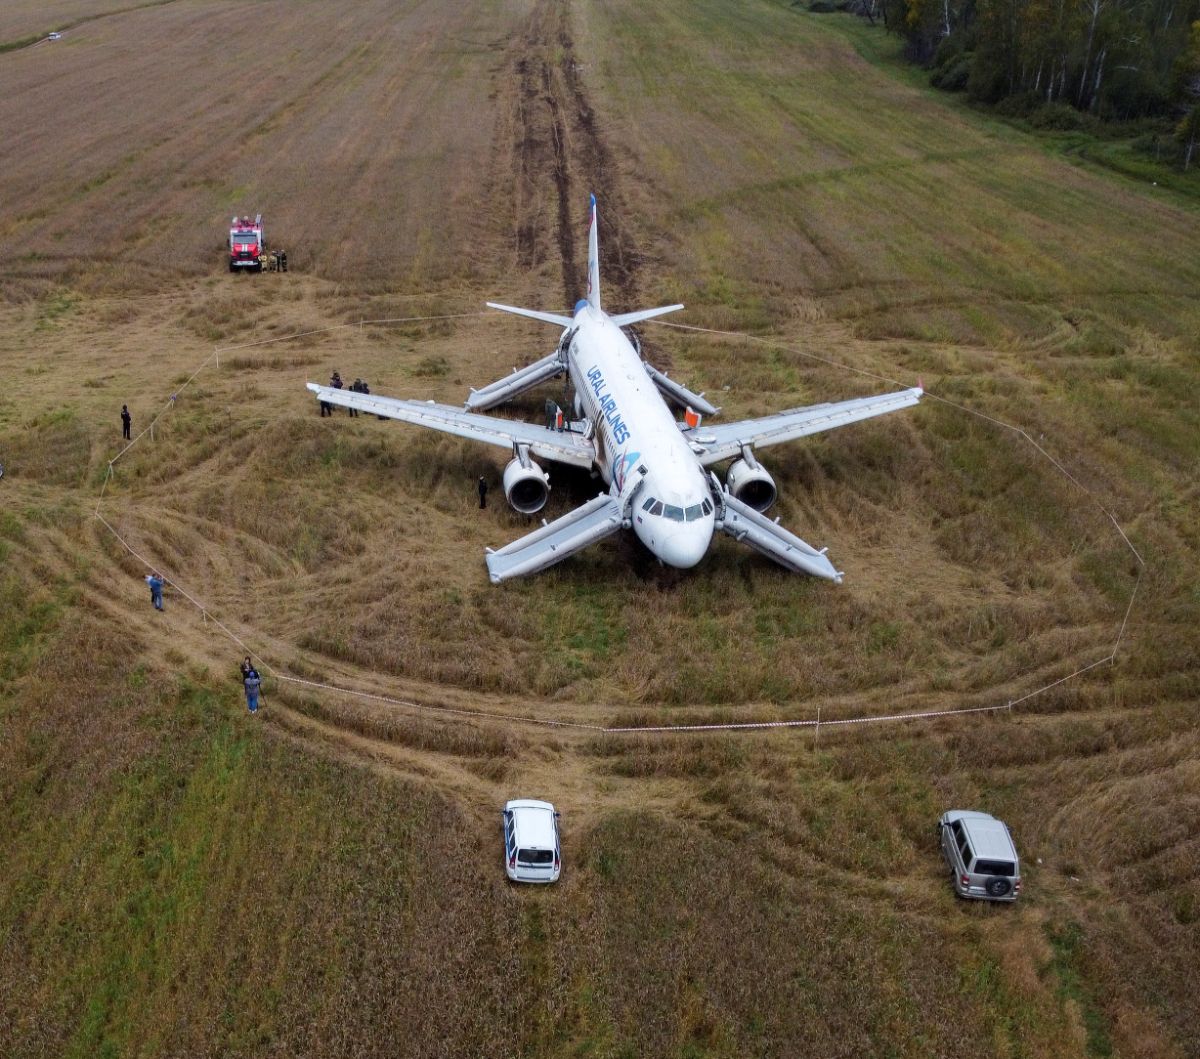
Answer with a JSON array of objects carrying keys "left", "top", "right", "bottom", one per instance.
[
  {"left": 485, "top": 494, "right": 624, "bottom": 583},
  {"left": 609, "top": 304, "right": 684, "bottom": 327},
  {"left": 643, "top": 362, "right": 720, "bottom": 417},
  {"left": 486, "top": 302, "right": 574, "bottom": 327},
  {"left": 717, "top": 490, "right": 843, "bottom": 583},
  {"left": 465, "top": 350, "right": 567, "bottom": 411}
]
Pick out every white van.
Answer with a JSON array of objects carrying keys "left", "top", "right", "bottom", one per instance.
[
  {"left": 502, "top": 800, "right": 561, "bottom": 884},
  {"left": 939, "top": 810, "right": 1021, "bottom": 902}
]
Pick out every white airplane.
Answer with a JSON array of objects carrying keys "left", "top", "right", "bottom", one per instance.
[{"left": 308, "top": 196, "right": 922, "bottom": 584}]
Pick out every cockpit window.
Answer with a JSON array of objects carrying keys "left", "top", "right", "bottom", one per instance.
[
  {"left": 684, "top": 504, "right": 704, "bottom": 521},
  {"left": 642, "top": 497, "right": 656, "bottom": 512},
  {"left": 702, "top": 499, "right": 713, "bottom": 515},
  {"left": 663, "top": 505, "right": 685, "bottom": 522},
  {"left": 650, "top": 501, "right": 664, "bottom": 516}
]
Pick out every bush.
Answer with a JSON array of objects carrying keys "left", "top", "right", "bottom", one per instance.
[
  {"left": 931, "top": 54, "right": 972, "bottom": 92},
  {"left": 965, "top": 56, "right": 1009, "bottom": 103},
  {"left": 1027, "top": 102, "right": 1097, "bottom": 132},
  {"left": 807, "top": 0, "right": 839, "bottom": 12},
  {"left": 992, "top": 91, "right": 1042, "bottom": 118}
]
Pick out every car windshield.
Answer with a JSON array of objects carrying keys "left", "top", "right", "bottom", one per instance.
[
  {"left": 663, "top": 504, "right": 685, "bottom": 522},
  {"left": 973, "top": 859, "right": 1015, "bottom": 876},
  {"left": 517, "top": 848, "right": 553, "bottom": 866},
  {"left": 233, "top": 230, "right": 258, "bottom": 243}
]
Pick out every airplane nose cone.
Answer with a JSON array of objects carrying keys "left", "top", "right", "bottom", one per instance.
[{"left": 660, "top": 522, "right": 713, "bottom": 569}]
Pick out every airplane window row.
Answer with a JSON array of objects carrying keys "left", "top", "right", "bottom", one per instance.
[{"left": 641, "top": 497, "right": 714, "bottom": 522}]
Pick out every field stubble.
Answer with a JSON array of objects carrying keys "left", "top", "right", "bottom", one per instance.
[{"left": 1, "top": 0, "right": 1198, "bottom": 1055}]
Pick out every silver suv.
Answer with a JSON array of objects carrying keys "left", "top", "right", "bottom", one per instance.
[{"left": 939, "top": 810, "right": 1021, "bottom": 902}]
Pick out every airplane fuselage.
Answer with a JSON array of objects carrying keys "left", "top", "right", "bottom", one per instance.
[{"left": 565, "top": 304, "right": 715, "bottom": 568}]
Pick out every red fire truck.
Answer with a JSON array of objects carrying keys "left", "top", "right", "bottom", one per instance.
[{"left": 228, "top": 213, "right": 265, "bottom": 272}]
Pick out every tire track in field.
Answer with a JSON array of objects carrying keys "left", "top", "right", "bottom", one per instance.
[
  {"left": 0, "top": 0, "right": 182, "bottom": 55},
  {"left": 509, "top": 0, "right": 643, "bottom": 309}
]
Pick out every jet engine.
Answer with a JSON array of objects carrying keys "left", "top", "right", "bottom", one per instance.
[
  {"left": 503, "top": 454, "right": 550, "bottom": 514},
  {"left": 726, "top": 452, "right": 777, "bottom": 512}
]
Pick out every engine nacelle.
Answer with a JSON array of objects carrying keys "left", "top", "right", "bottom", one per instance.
[
  {"left": 726, "top": 455, "right": 777, "bottom": 512},
  {"left": 503, "top": 456, "right": 550, "bottom": 514}
]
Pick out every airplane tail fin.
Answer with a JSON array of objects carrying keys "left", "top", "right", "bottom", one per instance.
[{"left": 587, "top": 193, "right": 601, "bottom": 313}]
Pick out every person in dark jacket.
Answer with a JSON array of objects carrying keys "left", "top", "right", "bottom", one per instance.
[
  {"left": 361, "top": 379, "right": 386, "bottom": 420},
  {"left": 320, "top": 371, "right": 343, "bottom": 417},
  {"left": 243, "top": 667, "right": 262, "bottom": 713},
  {"left": 478, "top": 475, "right": 488, "bottom": 509},
  {"left": 121, "top": 405, "right": 132, "bottom": 440}
]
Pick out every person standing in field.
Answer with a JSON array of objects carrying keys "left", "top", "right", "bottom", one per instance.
[
  {"left": 121, "top": 404, "right": 131, "bottom": 440},
  {"left": 478, "top": 475, "right": 488, "bottom": 509},
  {"left": 243, "top": 666, "right": 262, "bottom": 713},
  {"left": 145, "top": 572, "right": 164, "bottom": 611},
  {"left": 361, "top": 379, "right": 386, "bottom": 420}
]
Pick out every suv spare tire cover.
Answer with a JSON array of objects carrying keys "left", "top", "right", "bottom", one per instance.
[{"left": 986, "top": 877, "right": 1012, "bottom": 897}]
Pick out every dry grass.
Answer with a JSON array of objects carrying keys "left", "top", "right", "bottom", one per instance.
[{"left": 0, "top": 0, "right": 1198, "bottom": 1055}]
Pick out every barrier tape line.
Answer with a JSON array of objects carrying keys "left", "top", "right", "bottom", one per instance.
[
  {"left": 274, "top": 674, "right": 607, "bottom": 732},
  {"left": 608, "top": 701, "right": 1013, "bottom": 734},
  {"left": 90, "top": 313, "right": 1142, "bottom": 737}
]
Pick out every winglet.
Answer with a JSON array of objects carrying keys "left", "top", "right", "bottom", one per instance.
[{"left": 587, "top": 194, "right": 601, "bottom": 313}]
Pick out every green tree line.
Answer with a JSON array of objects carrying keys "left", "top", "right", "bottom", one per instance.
[{"left": 878, "top": 0, "right": 1200, "bottom": 162}]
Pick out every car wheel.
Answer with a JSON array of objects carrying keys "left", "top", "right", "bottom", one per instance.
[{"left": 985, "top": 878, "right": 1012, "bottom": 898}]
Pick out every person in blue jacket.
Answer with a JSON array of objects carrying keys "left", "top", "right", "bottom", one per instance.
[
  {"left": 145, "top": 573, "right": 164, "bottom": 611},
  {"left": 243, "top": 667, "right": 262, "bottom": 713}
]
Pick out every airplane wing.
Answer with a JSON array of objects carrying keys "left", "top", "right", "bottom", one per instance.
[
  {"left": 306, "top": 384, "right": 596, "bottom": 468},
  {"left": 686, "top": 386, "right": 922, "bottom": 466}
]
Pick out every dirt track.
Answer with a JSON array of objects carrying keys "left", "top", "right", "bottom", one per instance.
[{"left": 507, "top": 0, "right": 642, "bottom": 307}]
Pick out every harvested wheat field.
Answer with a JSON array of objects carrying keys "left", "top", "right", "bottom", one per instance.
[{"left": 1, "top": 0, "right": 1198, "bottom": 1055}]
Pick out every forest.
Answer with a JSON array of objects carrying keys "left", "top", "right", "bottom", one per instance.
[{"left": 875, "top": 0, "right": 1200, "bottom": 163}]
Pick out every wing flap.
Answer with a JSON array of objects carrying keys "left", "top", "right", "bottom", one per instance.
[
  {"left": 717, "top": 491, "right": 842, "bottom": 582},
  {"left": 485, "top": 494, "right": 624, "bottom": 583},
  {"left": 465, "top": 350, "right": 567, "bottom": 411},
  {"left": 643, "top": 362, "right": 720, "bottom": 416},
  {"left": 691, "top": 386, "right": 922, "bottom": 466},
  {"left": 306, "top": 384, "right": 595, "bottom": 468}
]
